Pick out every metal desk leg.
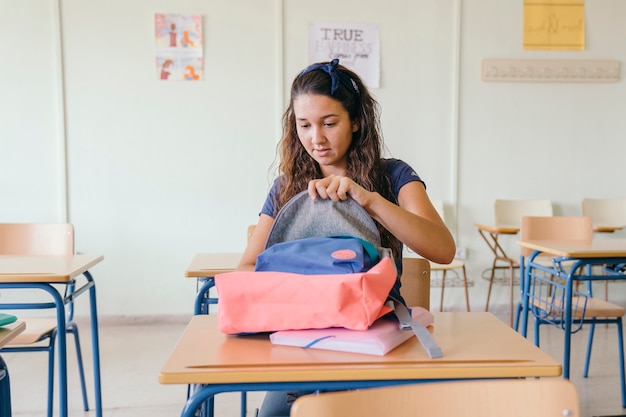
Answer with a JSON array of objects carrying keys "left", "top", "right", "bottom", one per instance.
[{"left": 85, "top": 271, "right": 103, "bottom": 417}]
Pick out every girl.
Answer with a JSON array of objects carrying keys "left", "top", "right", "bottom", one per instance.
[{"left": 238, "top": 59, "right": 456, "bottom": 416}]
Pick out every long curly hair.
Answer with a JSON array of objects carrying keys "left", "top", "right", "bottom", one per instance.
[{"left": 273, "top": 61, "right": 401, "bottom": 260}]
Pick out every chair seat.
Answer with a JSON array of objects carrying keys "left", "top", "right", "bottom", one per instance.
[
  {"left": 532, "top": 296, "right": 625, "bottom": 319},
  {"left": 584, "top": 297, "right": 626, "bottom": 318},
  {"left": 429, "top": 259, "right": 465, "bottom": 271},
  {"left": 8, "top": 318, "right": 56, "bottom": 345}
]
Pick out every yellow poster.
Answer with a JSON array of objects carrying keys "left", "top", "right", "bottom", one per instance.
[{"left": 523, "top": 0, "right": 585, "bottom": 50}]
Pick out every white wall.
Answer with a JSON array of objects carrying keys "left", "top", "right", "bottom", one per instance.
[{"left": 2, "top": 0, "right": 625, "bottom": 317}]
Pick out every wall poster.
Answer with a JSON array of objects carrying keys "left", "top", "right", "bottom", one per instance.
[
  {"left": 155, "top": 13, "right": 203, "bottom": 81},
  {"left": 309, "top": 21, "right": 380, "bottom": 88}
]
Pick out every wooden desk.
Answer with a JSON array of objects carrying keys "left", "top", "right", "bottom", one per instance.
[
  {"left": 185, "top": 253, "right": 241, "bottom": 315},
  {"left": 0, "top": 255, "right": 104, "bottom": 417},
  {"left": 517, "top": 239, "right": 626, "bottom": 378},
  {"left": 185, "top": 253, "right": 241, "bottom": 278},
  {"left": 160, "top": 312, "right": 561, "bottom": 417},
  {"left": 0, "top": 321, "right": 26, "bottom": 417}
]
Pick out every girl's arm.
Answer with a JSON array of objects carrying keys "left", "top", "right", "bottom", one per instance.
[
  {"left": 237, "top": 214, "right": 274, "bottom": 271},
  {"left": 308, "top": 176, "right": 456, "bottom": 264}
]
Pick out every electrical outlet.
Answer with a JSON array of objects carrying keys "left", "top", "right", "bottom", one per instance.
[{"left": 455, "top": 247, "right": 467, "bottom": 260}]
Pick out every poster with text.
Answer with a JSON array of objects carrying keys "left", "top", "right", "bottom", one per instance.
[
  {"left": 155, "top": 13, "right": 203, "bottom": 81},
  {"left": 309, "top": 21, "right": 380, "bottom": 88}
]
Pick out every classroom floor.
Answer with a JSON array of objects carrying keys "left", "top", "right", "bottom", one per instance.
[{"left": 3, "top": 309, "right": 626, "bottom": 417}]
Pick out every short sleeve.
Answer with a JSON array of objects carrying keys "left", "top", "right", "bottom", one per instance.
[
  {"left": 384, "top": 158, "right": 426, "bottom": 198},
  {"left": 260, "top": 178, "right": 281, "bottom": 218}
]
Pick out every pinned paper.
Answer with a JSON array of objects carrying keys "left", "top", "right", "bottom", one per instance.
[{"left": 523, "top": 0, "right": 585, "bottom": 50}]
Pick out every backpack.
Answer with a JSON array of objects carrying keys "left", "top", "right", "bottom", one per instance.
[
  {"left": 214, "top": 190, "right": 443, "bottom": 358},
  {"left": 214, "top": 191, "right": 398, "bottom": 333}
]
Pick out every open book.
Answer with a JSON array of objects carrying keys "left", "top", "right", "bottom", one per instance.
[{"left": 270, "top": 315, "right": 430, "bottom": 356}]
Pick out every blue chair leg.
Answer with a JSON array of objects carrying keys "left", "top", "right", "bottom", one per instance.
[
  {"left": 46, "top": 324, "right": 89, "bottom": 417},
  {"left": 616, "top": 317, "right": 626, "bottom": 408},
  {"left": 47, "top": 331, "right": 56, "bottom": 417},
  {"left": 68, "top": 322, "right": 89, "bottom": 411},
  {"left": 513, "top": 301, "right": 523, "bottom": 332},
  {"left": 583, "top": 321, "right": 595, "bottom": 378},
  {"left": 240, "top": 392, "right": 247, "bottom": 417},
  {"left": 0, "top": 356, "right": 12, "bottom": 417},
  {"left": 534, "top": 318, "right": 541, "bottom": 347}
]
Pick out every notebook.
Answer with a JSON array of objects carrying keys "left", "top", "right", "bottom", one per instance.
[
  {"left": 270, "top": 316, "right": 424, "bottom": 356},
  {"left": 0, "top": 313, "right": 17, "bottom": 327}
]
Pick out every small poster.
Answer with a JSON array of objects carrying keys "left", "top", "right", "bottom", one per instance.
[
  {"left": 155, "top": 13, "right": 203, "bottom": 81},
  {"left": 309, "top": 21, "right": 380, "bottom": 88},
  {"left": 523, "top": 0, "right": 585, "bottom": 50}
]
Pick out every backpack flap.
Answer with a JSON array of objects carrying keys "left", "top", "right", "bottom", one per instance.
[{"left": 255, "top": 236, "right": 381, "bottom": 274}]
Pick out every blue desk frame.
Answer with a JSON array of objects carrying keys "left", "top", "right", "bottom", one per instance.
[
  {"left": 184, "top": 379, "right": 436, "bottom": 417},
  {"left": 0, "top": 258, "right": 103, "bottom": 417},
  {"left": 517, "top": 249, "right": 626, "bottom": 406}
]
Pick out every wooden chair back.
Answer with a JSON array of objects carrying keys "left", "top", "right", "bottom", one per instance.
[
  {"left": 400, "top": 258, "right": 430, "bottom": 310},
  {"left": 0, "top": 223, "right": 74, "bottom": 255},
  {"left": 520, "top": 216, "right": 593, "bottom": 257},
  {"left": 290, "top": 379, "right": 579, "bottom": 417},
  {"left": 495, "top": 199, "right": 553, "bottom": 228},
  {"left": 582, "top": 197, "right": 626, "bottom": 229}
]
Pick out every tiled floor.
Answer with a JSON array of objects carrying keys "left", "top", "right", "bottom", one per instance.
[{"left": 3, "top": 310, "right": 626, "bottom": 417}]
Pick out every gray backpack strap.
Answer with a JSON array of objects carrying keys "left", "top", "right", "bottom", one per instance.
[
  {"left": 265, "top": 190, "right": 382, "bottom": 248},
  {"left": 389, "top": 298, "right": 443, "bottom": 359}
]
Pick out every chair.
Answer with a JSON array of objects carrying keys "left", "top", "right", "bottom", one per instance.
[
  {"left": 429, "top": 199, "right": 470, "bottom": 312},
  {"left": 520, "top": 216, "right": 626, "bottom": 406},
  {"left": 582, "top": 197, "right": 626, "bottom": 232},
  {"left": 399, "top": 257, "right": 430, "bottom": 310},
  {"left": 290, "top": 378, "right": 579, "bottom": 417},
  {"left": 476, "top": 199, "right": 553, "bottom": 324},
  {"left": 582, "top": 197, "right": 626, "bottom": 300},
  {"left": 0, "top": 223, "right": 88, "bottom": 417}
]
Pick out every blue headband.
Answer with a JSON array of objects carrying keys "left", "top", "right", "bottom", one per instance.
[{"left": 299, "top": 59, "right": 359, "bottom": 96}]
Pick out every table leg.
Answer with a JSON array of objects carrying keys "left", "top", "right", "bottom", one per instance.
[
  {"left": 520, "top": 254, "right": 533, "bottom": 338},
  {"left": 85, "top": 271, "right": 103, "bottom": 417}
]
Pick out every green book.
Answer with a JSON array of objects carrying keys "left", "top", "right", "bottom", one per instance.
[{"left": 0, "top": 313, "right": 17, "bottom": 327}]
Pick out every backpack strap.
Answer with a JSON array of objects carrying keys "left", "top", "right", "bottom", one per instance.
[{"left": 389, "top": 298, "right": 443, "bottom": 359}]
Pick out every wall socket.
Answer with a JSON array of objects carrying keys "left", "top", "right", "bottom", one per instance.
[
  {"left": 482, "top": 59, "right": 620, "bottom": 83},
  {"left": 455, "top": 247, "right": 467, "bottom": 260}
]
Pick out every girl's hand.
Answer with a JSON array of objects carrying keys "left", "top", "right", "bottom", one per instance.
[{"left": 307, "top": 175, "right": 374, "bottom": 207}]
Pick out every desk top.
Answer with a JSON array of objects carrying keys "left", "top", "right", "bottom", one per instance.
[
  {"left": 185, "top": 253, "right": 241, "bottom": 278},
  {"left": 0, "top": 255, "right": 104, "bottom": 283},
  {"left": 159, "top": 312, "right": 561, "bottom": 385},
  {"left": 0, "top": 321, "right": 26, "bottom": 348},
  {"left": 474, "top": 223, "right": 519, "bottom": 234},
  {"left": 517, "top": 239, "right": 626, "bottom": 258}
]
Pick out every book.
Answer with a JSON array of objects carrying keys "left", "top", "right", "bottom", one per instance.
[
  {"left": 0, "top": 313, "right": 17, "bottom": 327},
  {"left": 270, "top": 318, "right": 419, "bottom": 356}
]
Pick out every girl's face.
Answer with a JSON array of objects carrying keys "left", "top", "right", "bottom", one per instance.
[{"left": 293, "top": 93, "right": 359, "bottom": 177}]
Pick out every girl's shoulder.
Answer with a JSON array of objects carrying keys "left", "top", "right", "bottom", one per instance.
[
  {"left": 381, "top": 158, "right": 425, "bottom": 196},
  {"left": 382, "top": 158, "right": 419, "bottom": 179}
]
